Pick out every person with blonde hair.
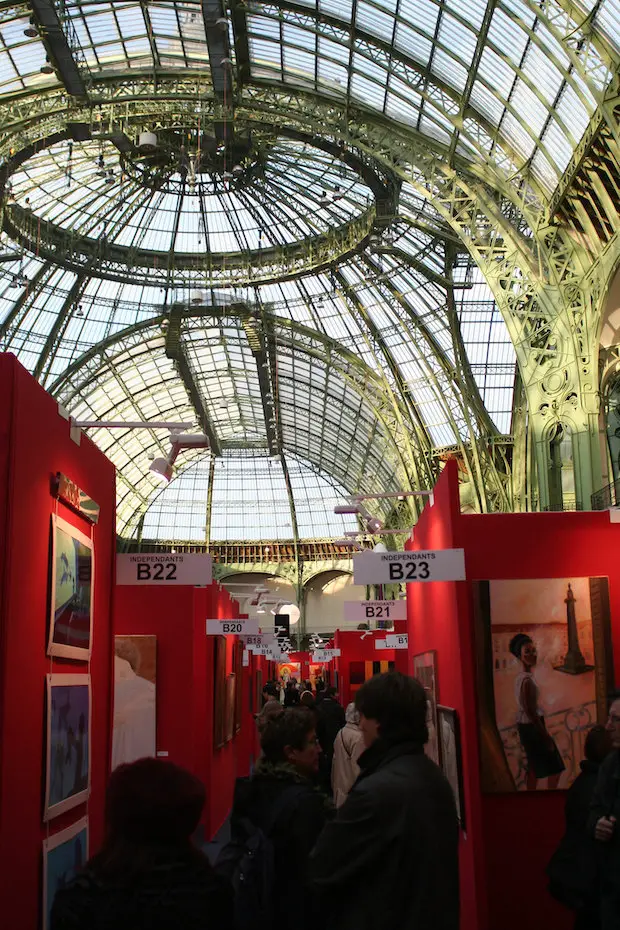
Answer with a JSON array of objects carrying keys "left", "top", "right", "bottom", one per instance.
[{"left": 331, "top": 703, "right": 364, "bottom": 807}]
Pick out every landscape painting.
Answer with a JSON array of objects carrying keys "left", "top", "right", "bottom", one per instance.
[
  {"left": 474, "top": 577, "right": 612, "bottom": 792},
  {"left": 44, "top": 674, "right": 91, "bottom": 820},
  {"left": 48, "top": 514, "right": 93, "bottom": 660}
]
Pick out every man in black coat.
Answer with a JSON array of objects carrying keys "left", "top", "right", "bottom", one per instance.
[
  {"left": 547, "top": 724, "right": 611, "bottom": 928},
  {"left": 589, "top": 696, "right": 620, "bottom": 930},
  {"left": 308, "top": 672, "right": 459, "bottom": 930}
]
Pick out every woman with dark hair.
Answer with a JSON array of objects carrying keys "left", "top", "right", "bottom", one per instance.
[
  {"left": 509, "top": 632, "right": 565, "bottom": 790},
  {"left": 226, "top": 708, "right": 328, "bottom": 923},
  {"left": 51, "top": 758, "right": 233, "bottom": 930}
]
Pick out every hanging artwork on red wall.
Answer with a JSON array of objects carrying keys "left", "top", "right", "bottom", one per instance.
[
  {"left": 112, "top": 635, "right": 157, "bottom": 769},
  {"left": 48, "top": 515, "right": 93, "bottom": 661},
  {"left": 44, "top": 674, "right": 91, "bottom": 820},
  {"left": 474, "top": 577, "right": 613, "bottom": 792},
  {"left": 213, "top": 636, "right": 227, "bottom": 749},
  {"left": 413, "top": 650, "right": 441, "bottom": 766}
]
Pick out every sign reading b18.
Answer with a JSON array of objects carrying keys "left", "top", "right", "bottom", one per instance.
[
  {"left": 117, "top": 553, "right": 212, "bottom": 586},
  {"left": 353, "top": 549, "right": 465, "bottom": 586}
]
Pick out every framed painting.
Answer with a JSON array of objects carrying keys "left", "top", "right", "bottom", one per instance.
[
  {"left": 42, "top": 816, "right": 88, "bottom": 930},
  {"left": 44, "top": 674, "right": 91, "bottom": 821},
  {"left": 233, "top": 641, "right": 243, "bottom": 733},
  {"left": 112, "top": 635, "right": 157, "bottom": 769},
  {"left": 213, "top": 636, "right": 227, "bottom": 749},
  {"left": 438, "top": 706, "right": 466, "bottom": 830},
  {"left": 48, "top": 514, "right": 93, "bottom": 660},
  {"left": 254, "top": 668, "right": 263, "bottom": 715},
  {"left": 474, "top": 577, "right": 613, "bottom": 792},
  {"left": 225, "top": 673, "right": 236, "bottom": 743},
  {"left": 413, "top": 650, "right": 441, "bottom": 766}
]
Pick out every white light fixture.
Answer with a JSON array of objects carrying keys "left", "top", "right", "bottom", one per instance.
[
  {"left": 150, "top": 456, "right": 173, "bottom": 483},
  {"left": 257, "top": 606, "right": 265, "bottom": 614},
  {"left": 215, "top": 16, "right": 228, "bottom": 30}
]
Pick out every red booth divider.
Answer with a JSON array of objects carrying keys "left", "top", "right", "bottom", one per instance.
[
  {"left": 0, "top": 355, "right": 116, "bottom": 930},
  {"left": 407, "top": 460, "right": 620, "bottom": 930}
]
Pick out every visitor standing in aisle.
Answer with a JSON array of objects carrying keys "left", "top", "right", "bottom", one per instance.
[
  {"left": 590, "top": 695, "right": 620, "bottom": 930},
  {"left": 547, "top": 725, "right": 611, "bottom": 929},
  {"left": 51, "top": 758, "right": 233, "bottom": 930},
  {"left": 222, "top": 708, "right": 329, "bottom": 927},
  {"left": 284, "top": 681, "right": 301, "bottom": 707},
  {"left": 331, "top": 703, "right": 365, "bottom": 807},
  {"left": 315, "top": 686, "right": 346, "bottom": 791},
  {"left": 308, "top": 672, "right": 459, "bottom": 930}
]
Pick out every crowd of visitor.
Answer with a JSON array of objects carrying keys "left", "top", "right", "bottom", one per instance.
[{"left": 49, "top": 672, "right": 620, "bottom": 930}]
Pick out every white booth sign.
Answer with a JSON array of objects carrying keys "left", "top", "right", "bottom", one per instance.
[
  {"left": 242, "top": 634, "right": 276, "bottom": 649},
  {"left": 344, "top": 600, "right": 407, "bottom": 623},
  {"left": 353, "top": 549, "right": 465, "bottom": 585},
  {"left": 206, "top": 618, "right": 260, "bottom": 636},
  {"left": 117, "top": 553, "right": 212, "bottom": 586},
  {"left": 376, "top": 633, "right": 408, "bottom": 650},
  {"left": 311, "top": 648, "right": 341, "bottom": 663}
]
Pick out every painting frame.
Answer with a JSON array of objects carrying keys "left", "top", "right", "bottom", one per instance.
[
  {"left": 42, "top": 816, "right": 88, "bottom": 930},
  {"left": 413, "top": 650, "right": 441, "bottom": 767},
  {"left": 437, "top": 706, "right": 466, "bottom": 830},
  {"left": 213, "top": 636, "right": 227, "bottom": 750},
  {"left": 48, "top": 514, "right": 94, "bottom": 661},
  {"left": 112, "top": 634, "right": 157, "bottom": 769},
  {"left": 254, "top": 667, "right": 263, "bottom": 716},
  {"left": 225, "top": 673, "right": 236, "bottom": 743},
  {"left": 474, "top": 576, "right": 614, "bottom": 793},
  {"left": 44, "top": 674, "right": 91, "bottom": 821},
  {"left": 233, "top": 641, "right": 243, "bottom": 733}
]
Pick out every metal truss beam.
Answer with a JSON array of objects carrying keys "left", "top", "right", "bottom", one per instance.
[
  {"left": 29, "top": 0, "right": 88, "bottom": 98},
  {"left": 165, "top": 307, "right": 223, "bottom": 456}
]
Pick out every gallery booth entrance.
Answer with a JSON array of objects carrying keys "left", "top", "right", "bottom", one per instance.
[{"left": 2, "top": 354, "right": 620, "bottom": 930}]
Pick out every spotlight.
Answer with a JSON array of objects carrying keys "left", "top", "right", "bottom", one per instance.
[
  {"left": 40, "top": 59, "right": 54, "bottom": 74},
  {"left": 232, "top": 164, "right": 243, "bottom": 177},
  {"left": 149, "top": 456, "right": 173, "bottom": 483},
  {"left": 24, "top": 20, "right": 38, "bottom": 38},
  {"left": 367, "top": 516, "right": 384, "bottom": 533},
  {"left": 220, "top": 56, "right": 233, "bottom": 67},
  {"left": 215, "top": 16, "right": 228, "bottom": 30}
]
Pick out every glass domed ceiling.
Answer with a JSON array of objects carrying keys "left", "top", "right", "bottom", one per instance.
[
  {"left": 8, "top": 134, "right": 373, "bottom": 260},
  {"left": 0, "top": 0, "right": 614, "bottom": 540}
]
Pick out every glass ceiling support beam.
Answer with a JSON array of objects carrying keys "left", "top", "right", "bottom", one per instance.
[
  {"left": 240, "top": 308, "right": 279, "bottom": 455},
  {"left": 205, "top": 454, "right": 216, "bottom": 547},
  {"left": 447, "top": 0, "right": 498, "bottom": 166},
  {"left": 230, "top": 0, "right": 251, "bottom": 87},
  {"left": 33, "top": 272, "right": 86, "bottom": 385},
  {"left": 444, "top": 246, "right": 513, "bottom": 512},
  {"left": 0, "top": 263, "right": 52, "bottom": 344},
  {"left": 29, "top": 0, "right": 88, "bottom": 98},
  {"left": 164, "top": 310, "right": 223, "bottom": 456},
  {"left": 202, "top": 0, "right": 234, "bottom": 144},
  {"left": 138, "top": 2, "right": 160, "bottom": 73},
  {"left": 331, "top": 267, "right": 434, "bottom": 495}
]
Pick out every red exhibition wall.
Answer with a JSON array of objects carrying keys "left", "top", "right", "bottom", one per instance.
[
  {"left": 0, "top": 354, "right": 116, "bottom": 930},
  {"left": 407, "top": 460, "right": 620, "bottom": 930},
  {"left": 113, "top": 581, "right": 256, "bottom": 838},
  {"left": 334, "top": 628, "right": 407, "bottom": 708}
]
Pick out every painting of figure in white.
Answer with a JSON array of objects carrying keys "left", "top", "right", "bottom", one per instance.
[{"left": 112, "top": 636, "right": 156, "bottom": 769}]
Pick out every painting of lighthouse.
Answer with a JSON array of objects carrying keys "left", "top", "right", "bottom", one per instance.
[{"left": 474, "top": 577, "right": 613, "bottom": 792}]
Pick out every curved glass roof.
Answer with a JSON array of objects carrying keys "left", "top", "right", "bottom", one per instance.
[
  {"left": 141, "top": 451, "right": 358, "bottom": 542},
  {"left": 0, "top": 0, "right": 612, "bottom": 541}
]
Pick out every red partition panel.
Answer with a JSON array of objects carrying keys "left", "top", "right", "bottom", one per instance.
[
  {"left": 407, "top": 461, "right": 620, "bottom": 930},
  {"left": 0, "top": 355, "right": 116, "bottom": 930}
]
